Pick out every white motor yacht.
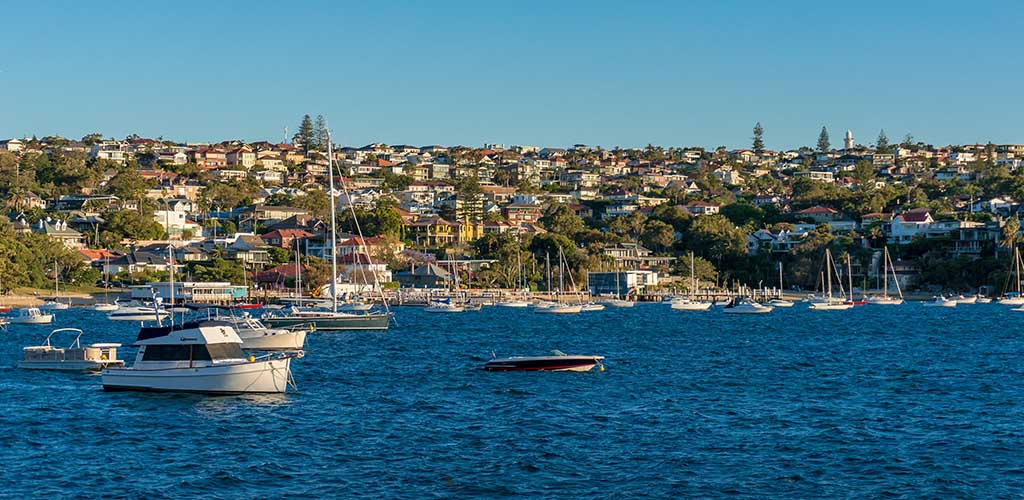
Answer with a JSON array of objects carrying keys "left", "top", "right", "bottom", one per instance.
[
  {"left": 767, "top": 299, "right": 795, "bottom": 307},
  {"left": 723, "top": 299, "right": 774, "bottom": 314},
  {"left": 224, "top": 315, "right": 307, "bottom": 351},
  {"left": 107, "top": 301, "right": 170, "bottom": 321},
  {"left": 38, "top": 301, "right": 70, "bottom": 311},
  {"left": 18, "top": 328, "right": 123, "bottom": 371},
  {"left": 9, "top": 308, "right": 54, "bottom": 325},
  {"left": 581, "top": 303, "right": 605, "bottom": 312},
  {"left": 425, "top": 301, "right": 465, "bottom": 313},
  {"left": 923, "top": 296, "right": 957, "bottom": 308},
  {"left": 954, "top": 295, "right": 978, "bottom": 305},
  {"left": 93, "top": 302, "right": 119, "bottom": 312},
  {"left": 101, "top": 320, "right": 301, "bottom": 394}
]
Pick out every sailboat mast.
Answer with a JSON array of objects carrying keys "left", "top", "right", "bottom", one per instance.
[
  {"left": 326, "top": 130, "right": 339, "bottom": 313},
  {"left": 847, "top": 254, "right": 853, "bottom": 301},
  {"left": 826, "top": 250, "right": 833, "bottom": 299},
  {"left": 545, "top": 252, "right": 551, "bottom": 295}
]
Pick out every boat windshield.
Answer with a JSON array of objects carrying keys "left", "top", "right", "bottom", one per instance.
[{"left": 141, "top": 344, "right": 246, "bottom": 362}]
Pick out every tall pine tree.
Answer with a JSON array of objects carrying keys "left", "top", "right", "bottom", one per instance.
[
  {"left": 294, "top": 114, "right": 315, "bottom": 153},
  {"left": 752, "top": 122, "right": 765, "bottom": 154},
  {"left": 314, "top": 115, "right": 328, "bottom": 151},
  {"left": 876, "top": 129, "right": 890, "bottom": 153},
  {"left": 817, "top": 126, "right": 830, "bottom": 153}
]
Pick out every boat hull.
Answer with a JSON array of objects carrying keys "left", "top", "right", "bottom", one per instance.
[
  {"left": 533, "top": 305, "right": 582, "bottom": 314},
  {"left": 9, "top": 316, "right": 54, "bottom": 325},
  {"left": 239, "top": 330, "right": 307, "bottom": 351},
  {"left": 263, "top": 314, "right": 390, "bottom": 331},
  {"left": 495, "top": 301, "right": 532, "bottom": 308},
  {"left": 18, "top": 360, "right": 124, "bottom": 371},
  {"left": 483, "top": 356, "right": 604, "bottom": 372},
  {"left": 102, "top": 358, "right": 292, "bottom": 394},
  {"left": 670, "top": 301, "right": 712, "bottom": 311}
]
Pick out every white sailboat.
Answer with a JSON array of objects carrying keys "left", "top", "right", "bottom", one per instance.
[
  {"left": 603, "top": 266, "right": 636, "bottom": 307},
  {"left": 496, "top": 247, "right": 533, "bottom": 307},
  {"left": 998, "top": 247, "right": 1024, "bottom": 305},
  {"left": 262, "top": 129, "right": 391, "bottom": 330},
  {"left": 534, "top": 250, "right": 582, "bottom": 315},
  {"left": 94, "top": 256, "right": 119, "bottom": 311},
  {"left": 810, "top": 249, "right": 853, "bottom": 311},
  {"left": 39, "top": 261, "right": 70, "bottom": 311},
  {"left": 670, "top": 252, "right": 713, "bottom": 311},
  {"left": 768, "top": 262, "right": 794, "bottom": 307},
  {"left": 866, "top": 247, "right": 904, "bottom": 305}
]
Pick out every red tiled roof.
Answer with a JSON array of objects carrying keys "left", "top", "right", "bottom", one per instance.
[{"left": 796, "top": 206, "right": 838, "bottom": 214}]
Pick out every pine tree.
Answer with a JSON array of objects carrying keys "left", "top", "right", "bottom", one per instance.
[
  {"left": 876, "top": 129, "right": 890, "bottom": 153},
  {"left": 817, "top": 126, "right": 830, "bottom": 153},
  {"left": 752, "top": 122, "right": 765, "bottom": 154},
  {"left": 294, "top": 114, "right": 315, "bottom": 153},
  {"left": 314, "top": 115, "right": 328, "bottom": 151}
]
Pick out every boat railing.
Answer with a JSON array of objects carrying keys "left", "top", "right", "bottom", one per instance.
[{"left": 249, "top": 350, "right": 305, "bottom": 363}]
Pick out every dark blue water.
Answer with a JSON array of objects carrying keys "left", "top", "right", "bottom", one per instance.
[{"left": 2, "top": 304, "right": 1023, "bottom": 498}]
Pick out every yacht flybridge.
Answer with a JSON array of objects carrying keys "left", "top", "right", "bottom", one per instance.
[{"left": 101, "top": 320, "right": 301, "bottom": 394}]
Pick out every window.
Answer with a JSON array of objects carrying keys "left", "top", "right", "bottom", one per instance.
[{"left": 141, "top": 343, "right": 244, "bottom": 362}]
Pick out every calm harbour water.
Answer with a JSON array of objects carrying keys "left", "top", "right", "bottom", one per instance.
[{"left": 1, "top": 303, "right": 1023, "bottom": 499}]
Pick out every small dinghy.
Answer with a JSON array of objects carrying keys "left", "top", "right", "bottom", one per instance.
[{"left": 483, "top": 350, "right": 604, "bottom": 372}]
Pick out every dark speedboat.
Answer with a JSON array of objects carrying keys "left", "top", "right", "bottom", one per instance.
[{"left": 482, "top": 350, "right": 605, "bottom": 372}]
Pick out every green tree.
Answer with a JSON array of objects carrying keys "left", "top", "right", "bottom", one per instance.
[
  {"left": 101, "top": 209, "right": 164, "bottom": 246},
  {"left": 752, "top": 122, "right": 765, "bottom": 154},
  {"left": 876, "top": 129, "right": 890, "bottom": 153},
  {"left": 313, "top": 114, "right": 328, "bottom": 151},
  {"left": 294, "top": 114, "right": 315, "bottom": 153},
  {"left": 539, "top": 204, "right": 585, "bottom": 237},
  {"left": 106, "top": 167, "right": 152, "bottom": 203},
  {"left": 641, "top": 220, "right": 675, "bottom": 251},
  {"left": 185, "top": 258, "right": 245, "bottom": 284},
  {"left": 1003, "top": 216, "right": 1020, "bottom": 249},
  {"left": 817, "top": 126, "right": 830, "bottom": 153}
]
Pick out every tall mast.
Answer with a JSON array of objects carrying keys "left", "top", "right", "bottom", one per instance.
[
  {"left": 327, "top": 130, "right": 338, "bottom": 313},
  {"left": 168, "top": 238, "right": 175, "bottom": 327},
  {"left": 883, "top": 247, "right": 889, "bottom": 297},
  {"left": 545, "top": 252, "right": 551, "bottom": 296},
  {"left": 690, "top": 251, "right": 695, "bottom": 292},
  {"left": 826, "top": 250, "right": 833, "bottom": 300},
  {"left": 847, "top": 254, "right": 854, "bottom": 301}
]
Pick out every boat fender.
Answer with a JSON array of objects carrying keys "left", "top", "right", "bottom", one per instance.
[
  {"left": 248, "top": 355, "right": 256, "bottom": 362},
  {"left": 599, "top": 364, "right": 605, "bottom": 372}
]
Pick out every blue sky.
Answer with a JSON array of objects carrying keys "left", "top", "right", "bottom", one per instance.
[{"left": 1, "top": 1, "right": 1020, "bottom": 149}]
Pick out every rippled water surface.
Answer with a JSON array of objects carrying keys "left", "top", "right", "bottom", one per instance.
[{"left": 2, "top": 304, "right": 1023, "bottom": 498}]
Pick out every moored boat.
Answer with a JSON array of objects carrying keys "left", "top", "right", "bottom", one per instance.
[
  {"left": 18, "top": 328, "right": 123, "bottom": 371},
  {"left": 670, "top": 299, "right": 713, "bottom": 311},
  {"left": 101, "top": 320, "right": 301, "bottom": 394},
  {"left": 923, "top": 296, "right": 957, "bottom": 308},
  {"left": 483, "top": 351, "right": 604, "bottom": 372},
  {"left": 723, "top": 299, "right": 773, "bottom": 314},
  {"left": 9, "top": 307, "right": 54, "bottom": 325}
]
